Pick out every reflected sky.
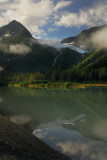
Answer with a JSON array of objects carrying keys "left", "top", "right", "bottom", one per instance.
[
  {"left": 0, "top": 87, "right": 107, "bottom": 159},
  {"left": 33, "top": 127, "right": 107, "bottom": 160}
]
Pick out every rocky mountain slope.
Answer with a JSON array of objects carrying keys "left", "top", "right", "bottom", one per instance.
[
  {"left": 0, "top": 20, "right": 84, "bottom": 75},
  {"left": 0, "top": 20, "right": 33, "bottom": 43}
]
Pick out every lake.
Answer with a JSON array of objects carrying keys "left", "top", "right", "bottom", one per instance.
[{"left": 0, "top": 87, "right": 107, "bottom": 160}]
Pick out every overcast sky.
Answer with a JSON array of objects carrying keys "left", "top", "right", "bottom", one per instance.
[{"left": 0, "top": 0, "right": 107, "bottom": 40}]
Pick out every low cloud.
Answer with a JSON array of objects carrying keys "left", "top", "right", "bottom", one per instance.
[
  {"left": 0, "top": 66, "right": 4, "bottom": 72},
  {"left": 91, "top": 27, "right": 107, "bottom": 49},
  {"left": 0, "top": 43, "right": 8, "bottom": 53},
  {"left": 29, "top": 38, "right": 38, "bottom": 46},
  {"left": 0, "top": 43, "right": 31, "bottom": 55},
  {"left": 3, "top": 32, "right": 11, "bottom": 38},
  {"left": 39, "top": 39, "right": 60, "bottom": 47},
  {"left": 9, "top": 44, "right": 31, "bottom": 55},
  {"left": 79, "top": 26, "right": 107, "bottom": 50}
]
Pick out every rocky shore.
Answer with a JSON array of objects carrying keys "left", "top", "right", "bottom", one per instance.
[{"left": 0, "top": 115, "right": 70, "bottom": 160}]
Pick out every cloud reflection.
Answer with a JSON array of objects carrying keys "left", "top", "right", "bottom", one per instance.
[
  {"left": 33, "top": 129, "right": 48, "bottom": 139},
  {"left": 9, "top": 114, "right": 31, "bottom": 125},
  {"left": 92, "top": 119, "right": 107, "bottom": 141},
  {"left": 33, "top": 127, "right": 107, "bottom": 160},
  {"left": 0, "top": 97, "right": 4, "bottom": 103},
  {"left": 57, "top": 141, "right": 107, "bottom": 160}
]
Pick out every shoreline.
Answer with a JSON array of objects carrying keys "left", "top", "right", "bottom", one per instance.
[
  {"left": 0, "top": 114, "right": 70, "bottom": 160},
  {"left": 8, "top": 82, "right": 107, "bottom": 89}
]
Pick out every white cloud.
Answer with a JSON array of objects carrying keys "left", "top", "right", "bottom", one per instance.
[
  {"left": 0, "top": 43, "right": 31, "bottom": 54},
  {"left": 3, "top": 32, "right": 11, "bottom": 38},
  {"left": 54, "top": 1, "right": 72, "bottom": 11},
  {"left": 0, "top": 66, "right": 4, "bottom": 72},
  {"left": 28, "top": 25, "right": 47, "bottom": 37},
  {"left": 9, "top": 44, "right": 31, "bottom": 55},
  {"left": 0, "top": 0, "right": 107, "bottom": 39},
  {"left": 48, "top": 27, "right": 58, "bottom": 32},
  {"left": 0, "top": 43, "right": 8, "bottom": 53},
  {"left": 0, "top": 0, "right": 73, "bottom": 38},
  {"left": 55, "top": 2, "right": 107, "bottom": 27},
  {"left": 0, "top": 0, "right": 54, "bottom": 37},
  {"left": 91, "top": 27, "right": 107, "bottom": 49},
  {"left": 0, "top": 0, "right": 8, "bottom": 2}
]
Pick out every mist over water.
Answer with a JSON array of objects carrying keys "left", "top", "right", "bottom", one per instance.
[{"left": 0, "top": 87, "right": 107, "bottom": 160}]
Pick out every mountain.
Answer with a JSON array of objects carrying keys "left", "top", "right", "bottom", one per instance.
[
  {"left": 0, "top": 21, "right": 106, "bottom": 83},
  {"left": 0, "top": 20, "right": 84, "bottom": 75},
  {"left": 61, "top": 24, "right": 107, "bottom": 52},
  {"left": 0, "top": 20, "right": 59, "bottom": 76},
  {"left": 54, "top": 48, "right": 83, "bottom": 70},
  {"left": 0, "top": 20, "right": 34, "bottom": 44},
  {"left": 52, "top": 48, "right": 107, "bottom": 82}
]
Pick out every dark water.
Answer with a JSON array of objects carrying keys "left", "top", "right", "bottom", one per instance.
[{"left": 0, "top": 87, "right": 107, "bottom": 160}]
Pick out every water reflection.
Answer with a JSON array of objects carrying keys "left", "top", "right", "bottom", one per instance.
[
  {"left": 57, "top": 139, "right": 107, "bottom": 160},
  {"left": 37, "top": 114, "right": 86, "bottom": 128},
  {"left": 0, "top": 97, "right": 4, "bottom": 103},
  {"left": 0, "top": 87, "right": 107, "bottom": 159},
  {"left": 63, "top": 118, "right": 107, "bottom": 142},
  {"left": 33, "top": 127, "right": 107, "bottom": 160},
  {"left": 33, "top": 113, "right": 107, "bottom": 160},
  {"left": 9, "top": 114, "right": 32, "bottom": 125},
  {"left": 0, "top": 87, "right": 107, "bottom": 122}
]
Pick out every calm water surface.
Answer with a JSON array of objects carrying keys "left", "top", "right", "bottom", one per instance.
[{"left": 0, "top": 87, "right": 107, "bottom": 160}]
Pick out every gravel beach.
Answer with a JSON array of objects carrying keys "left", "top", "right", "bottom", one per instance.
[{"left": 0, "top": 115, "right": 70, "bottom": 160}]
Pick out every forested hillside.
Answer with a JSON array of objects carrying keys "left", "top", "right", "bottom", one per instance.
[
  {"left": 0, "top": 21, "right": 107, "bottom": 84},
  {"left": 52, "top": 49, "right": 107, "bottom": 82}
]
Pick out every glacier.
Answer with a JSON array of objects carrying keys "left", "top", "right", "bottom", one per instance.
[{"left": 38, "top": 39, "right": 86, "bottom": 54}]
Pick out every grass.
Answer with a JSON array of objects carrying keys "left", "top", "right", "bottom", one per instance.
[{"left": 8, "top": 81, "right": 107, "bottom": 89}]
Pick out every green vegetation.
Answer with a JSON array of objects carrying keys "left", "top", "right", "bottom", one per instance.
[
  {"left": 8, "top": 81, "right": 107, "bottom": 89},
  {"left": 54, "top": 48, "right": 82, "bottom": 70},
  {"left": 0, "top": 21, "right": 107, "bottom": 86},
  {"left": 0, "top": 48, "right": 107, "bottom": 88},
  {"left": 52, "top": 49, "right": 107, "bottom": 82}
]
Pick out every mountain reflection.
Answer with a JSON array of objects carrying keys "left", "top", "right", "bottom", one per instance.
[{"left": 0, "top": 87, "right": 107, "bottom": 160}]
